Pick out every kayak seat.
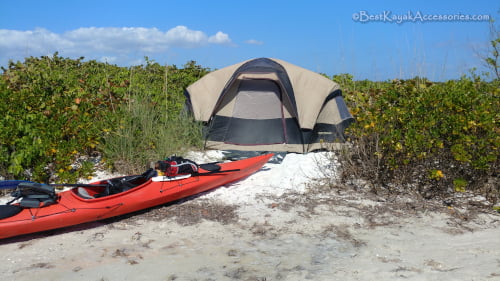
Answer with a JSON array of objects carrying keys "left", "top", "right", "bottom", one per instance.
[
  {"left": 77, "top": 187, "right": 94, "bottom": 199},
  {"left": 94, "top": 168, "right": 157, "bottom": 198}
]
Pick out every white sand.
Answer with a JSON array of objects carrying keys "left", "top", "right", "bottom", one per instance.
[{"left": 1, "top": 152, "right": 498, "bottom": 280}]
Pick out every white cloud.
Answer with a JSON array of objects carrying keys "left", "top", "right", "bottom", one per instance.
[
  {"left": 245, "top": 39, "right": 264, "bottom": 45},
  {"left": 165, "top": 25, "right": 208, "bottom": 48},
  {"left": 0, "top": 26, "right": 232, "bottom": 65},
  {"left": 208, "top": 31, "right": 232, "bottom": 45},
  {"left": 0, "top": 28, "right": 73, "bottom": 54},
  {"left": 64, "top": 27, "right": 170, "bottom": 54}
]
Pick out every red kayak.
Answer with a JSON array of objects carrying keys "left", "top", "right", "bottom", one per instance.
[{"left": 0, "top": 153, "right": 272, "bottom": 239}]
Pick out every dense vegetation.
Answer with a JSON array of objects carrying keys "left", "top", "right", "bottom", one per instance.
[
  {"left": 0, "top": 53, "right": 498, "bottom": 204},
  {"left": 335, "top": 74, "right": 498, "bottom": 203},
  {"left": 0, "top": 54, "right": 209, "bottom": 183}
]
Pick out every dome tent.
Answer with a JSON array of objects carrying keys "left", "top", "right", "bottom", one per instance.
[{"left": 184, "top": 58, "right": 354, "bottom": 153}]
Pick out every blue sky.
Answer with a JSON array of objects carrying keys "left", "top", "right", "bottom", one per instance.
[{"left": 0, "top": 0, "right": 497, "bottom": 81}]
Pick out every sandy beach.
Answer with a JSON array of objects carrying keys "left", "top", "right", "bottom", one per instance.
[{"left": 1, "top": 152, "right": 498, "bottom": 280}]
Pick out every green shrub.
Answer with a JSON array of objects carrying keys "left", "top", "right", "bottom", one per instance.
[
  {"left": 0, "top": 54, "right": 209, "bottom": 182},
  {"left": 0, "top": 54, "right": 128, "bottom": 182},
  {"left": 340, "top": 75, "right": 499, "bottom": 201}
]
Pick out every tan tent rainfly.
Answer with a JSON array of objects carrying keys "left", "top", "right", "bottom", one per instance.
[{"left": 185, "top": 58, "right": 354, "bottom": 153}]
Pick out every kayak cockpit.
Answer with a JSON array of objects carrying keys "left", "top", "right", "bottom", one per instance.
[{"left": 73, "top": 168, "right": 157, "bottom": 200}]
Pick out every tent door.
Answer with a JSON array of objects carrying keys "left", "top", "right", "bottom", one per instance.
[{"left": 223, "top": 79, "right": 286, "bottom": 145}]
